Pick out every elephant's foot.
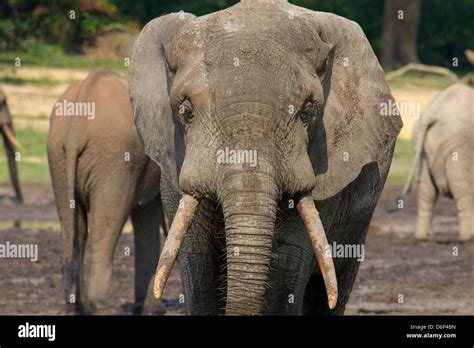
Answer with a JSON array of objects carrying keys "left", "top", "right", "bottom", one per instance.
[
  {"left": 63, "top": 300, "right": 87, "bottom": 315},
  {"left": 121, "top": 303, "right": 139, "bottom": 315},
  {"left": 77, "top": 299, "right": 121, "bottom": 315},
  {"left": 459, "top": 233, "right": 473, "bottom": 242},
  {"left": 415, "top": 227, "right": 433, "bottom": 240},
  {"left": 415, "top": 233, "right": 432, "bottom": 241},
  {"left": 121, "top": 300, "right": 166, "bottom": 316},
  {"left": 142, "top": 300, "right": 167, "bottom": 315}
]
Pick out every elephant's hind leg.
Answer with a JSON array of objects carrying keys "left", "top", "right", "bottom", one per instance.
[
  {"left": 130, "top": 195, "right": 164, "bottom": 315},
  {"left": 57, "top": 201, "right": 87, "bottom": 314},
  {"left": 454, "top": 195, "right": 474, "bottom": 241},
  {"left": 415, "top": 161, "right": 437, "bottom": 240},
  {"left": 72, "top": 205, "right": 88, "bottom": 314},
  {"left": 86, "top": 185, "right": 132, "bottom": 313},
  {"left": 447, "top": 162, "right": 474, "bottom": 241}
]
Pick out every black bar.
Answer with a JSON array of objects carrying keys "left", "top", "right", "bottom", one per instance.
[{"left": 0, "top": 315, "right": 472, "bottom": 346}]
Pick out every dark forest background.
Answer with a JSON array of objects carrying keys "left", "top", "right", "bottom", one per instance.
[{"left": 0, "top": 0, "right": 473, "bottom": 71}]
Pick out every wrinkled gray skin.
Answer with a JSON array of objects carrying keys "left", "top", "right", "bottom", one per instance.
[
  {"left": 0, "top": 88, "right": 23, "bottom": 203},
  {"left": 410, "top": 84, "right": 473, "bottom": 241},
  {"left": 129, "top": 0, "right": 402, "bottom": 315},
  {"left": 48, "top": 70, "right": 165, "bottom": 314}
]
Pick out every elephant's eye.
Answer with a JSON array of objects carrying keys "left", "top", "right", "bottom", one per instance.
[
  {"left": 178, "top": 100, "right": 194, "bottom": 123},
  {"left": 298, "top": 97, "right": 320, "bottom": 129},
  {"left": 300, "top": 102, "right": 312, "bottom": 128}
]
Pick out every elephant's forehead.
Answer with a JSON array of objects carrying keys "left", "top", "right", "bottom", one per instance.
[{"left": 177, "top": 5, "right": 318, "bottom": 67}]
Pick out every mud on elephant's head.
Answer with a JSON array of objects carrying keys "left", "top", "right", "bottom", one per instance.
[{"left": 129, "top": 0, "right": 402, "bottom": 315}]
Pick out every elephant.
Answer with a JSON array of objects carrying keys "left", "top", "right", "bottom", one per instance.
[
  {"left": 400, "top": 84, "right": 473, "bottom": 241},
  {"left": 129, "top": 0, "right": 402, "bottom": 315},
  {"left": 47, "top": 69, "right": 166, "bottom": 314},
  {"left": 0, "top": 87, "right": 23, "bottom": 203}
]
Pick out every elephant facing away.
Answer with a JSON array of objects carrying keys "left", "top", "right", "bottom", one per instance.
[
  {"left": 129, "top": 0, "right": 402, "bottom": 315},
  {"left": 0, "top": 87, "right": 23, "bottom": 203},
  {"left": 48, "top": 70, "right": 166, "bottom": 314},
  {"left": 401, "top": 84, "right": 473, "bottom": 241}
]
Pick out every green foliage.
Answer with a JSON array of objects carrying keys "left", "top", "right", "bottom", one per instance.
[
  {"left": 418, "top": 0, "right": 474, "bottom": 72},
  {"left": 0, "top": 50, "right": 126, "bottom": 71},
  {"left": 0, "top": 76, "right": 62, "bottom": 86}
]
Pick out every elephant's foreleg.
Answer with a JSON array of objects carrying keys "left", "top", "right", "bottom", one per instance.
[
  {"left": 263, "top": 213, "right": 315, "bottom": 315},
  {"left": 161, "top": 196, "right": 225, "bottom": 315},
  {"left": 131, "top": 196, "right": 163, "bottom": 314},
  {"left": 303, "top": 161, "right": 387, "bottom": 315},
  {"left": 415, "top": 161, "right": 437, "bottom": 240}
]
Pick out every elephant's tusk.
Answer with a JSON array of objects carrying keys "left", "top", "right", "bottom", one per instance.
[
  {"left": 153, "top": 194, "right": 199, "bottom": 299},
  {"left": 297, "top": 195, "right": 338, "bottom": 310},
  {"left": 2, "top": 125, "right": 23, "bottom": 151}
]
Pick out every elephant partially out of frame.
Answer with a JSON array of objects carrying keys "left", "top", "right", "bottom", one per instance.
[
  {"left": 400, "top": 84, "right": 473, "bottom": 241},
  {"left": 0, "top": 87, "right": 23, "bottom": 203},
  {"left": 48, "top": 70, "right": 166, "bottom": 314},
  {"left": 129, "top": 0, "right": 402, "bottom": 315}
]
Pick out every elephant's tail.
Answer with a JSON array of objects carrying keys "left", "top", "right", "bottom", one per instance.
[
  {"left": 63, "top": 147, "right": 80, "bottom": 303},
  {"left": 388, "top": 121, "right": 431, "bottom": 213}
]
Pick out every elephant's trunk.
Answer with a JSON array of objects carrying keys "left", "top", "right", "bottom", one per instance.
[
  {"left": 1, "top": 125, "right": 23, "bottom": 203},
  {"left": 221, "top": 170, "right": 278, "bottom": 315}
]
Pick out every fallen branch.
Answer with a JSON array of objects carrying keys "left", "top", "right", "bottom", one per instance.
[{"left": 386, "top": 63, "right": 458, "bottom": 81}]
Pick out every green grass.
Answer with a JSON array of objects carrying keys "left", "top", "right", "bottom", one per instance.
[
  {"left": 14, "top": 127, "right": 48, "bottom": 158},
  {"left": 387, "top": 71, "right": 457, "bottom": 90},
  {"left": 387, "top": 138, "right": 413, "bottom": 184},
  {"left": 0, "top": 76, "right": 65, "bottom": 86},
  {"left": 0, "top": 127, "right": 50, "bottom": 186},
  {"left": 15, "top": 114, "right": 50, "bottom": 121},
  {"left": 0, "top": 50, "right": 127, "bottom": 72}
]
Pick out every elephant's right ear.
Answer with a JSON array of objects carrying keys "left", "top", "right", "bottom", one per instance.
[{"left": 129, "top": 13, "right": 195, "bottom": 168}]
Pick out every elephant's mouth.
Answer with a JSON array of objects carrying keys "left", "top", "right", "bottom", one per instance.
[{"left": 152, "top": 192, "right": 338, "bottom": 315}]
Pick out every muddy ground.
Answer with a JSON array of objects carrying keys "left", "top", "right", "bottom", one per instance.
[{"left": 0, "top": 184, "right": 472, "bottom": 315}]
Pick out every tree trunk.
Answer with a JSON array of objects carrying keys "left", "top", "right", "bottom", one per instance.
[{"left": 381, "top": 0, "right": 422, "bottom": 70}]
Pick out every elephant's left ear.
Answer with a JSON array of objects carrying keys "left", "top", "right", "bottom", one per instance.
[{"left": 304, "top": 12, "right": 403, "bottom": 200}]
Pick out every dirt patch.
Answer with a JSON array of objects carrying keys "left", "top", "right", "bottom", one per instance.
[
  {"left": 0, "top": 184, "right": 472, "bottom": 315},
  {"left": 346, "top": 184, "right": 473, "bottom": 315}
]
